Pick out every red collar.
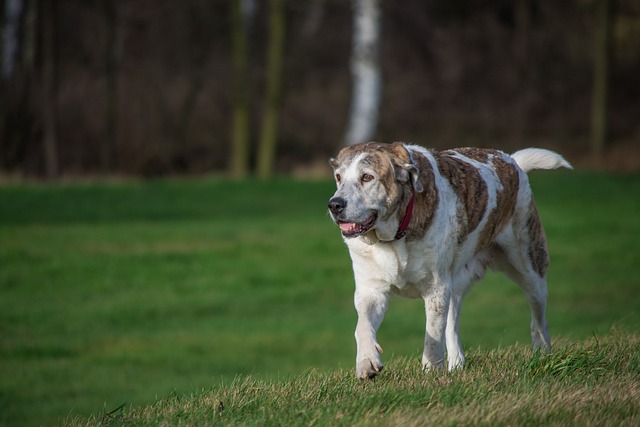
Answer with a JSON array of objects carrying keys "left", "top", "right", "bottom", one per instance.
[{"left": 394, "top": 190, "right": 415, "bottom": 240}]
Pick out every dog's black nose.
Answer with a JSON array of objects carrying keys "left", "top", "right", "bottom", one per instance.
[{"left": 328, "top": 197, "right": 347, "bottom": 214}]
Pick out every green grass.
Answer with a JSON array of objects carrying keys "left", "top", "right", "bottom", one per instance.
[
  {"left": 1, "top": 172, "right": 639, "bottom": 426},
  {"left": 67, "top": 332, "right": 640, "bottom": 426}
]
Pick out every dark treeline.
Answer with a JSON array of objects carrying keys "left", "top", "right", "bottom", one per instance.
[{"left": 1, "top": 0, "right": 639, "bottom": 178}]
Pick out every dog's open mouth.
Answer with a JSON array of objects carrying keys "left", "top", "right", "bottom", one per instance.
[{"left": 338, "top": 213, "right": 377, "bottom": 238}]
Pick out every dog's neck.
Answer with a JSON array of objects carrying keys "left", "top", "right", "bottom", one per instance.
[{"left": 394, "top": 190, "right": 415, "bottom": 240}]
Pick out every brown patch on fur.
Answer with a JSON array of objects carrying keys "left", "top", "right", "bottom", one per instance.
[
  {"left": 335, "top": 142, "right": 404, "bottom": 165},
  {"left": 388, "top": 142, "right": 412, "bottom": 163},
  {"left": 476, "top": 154, "right": 520, "bottom": 250},
  {"left": 369, "top": 143, "right": 438, "bottom": 239},
  {"left": 364, "top": 149, "right": 405, "bottom": 213},
  {"left": 335, "top": 142, "right": 379, "bottom": 166},
  {"left": 446, "top": 148, "right": 500, "bottom": 164},
  {"left": 526, "top": 199, "right": 549, "bottom": 277},
  {"left": 436, "top": 152, "right": 489, "bottom": 243},
  {"left": 406, "top": 151, "right": 438, "bottom": 240}
]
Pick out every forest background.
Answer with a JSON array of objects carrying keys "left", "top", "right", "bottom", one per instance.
[{"left": 1, "top": 0, "right": 639, "bottom": 180}]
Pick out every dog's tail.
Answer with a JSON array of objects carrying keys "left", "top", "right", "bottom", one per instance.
[{"left": 511, "top": 148, "right": 572, "bottom": 173}]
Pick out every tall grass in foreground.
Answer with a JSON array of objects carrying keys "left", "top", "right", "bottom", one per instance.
[{"left": 70, "top": 331, "right": 639, "bottom": 426}]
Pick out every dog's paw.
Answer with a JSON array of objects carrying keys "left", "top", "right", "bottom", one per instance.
[
  {"left": 447, "top": 358, "right": 466, "bottom": 371},
  {"left": 421, "top": 354, "right": 445, "bottom": 372},
  {"left": 357, "top": 357, "right": 383, "bottom": 379},
  {"left": 447, "top": 352, "right": 466, "bottom": 371},
  {"left": 356, "top": 344, "right": 384, "bottom": 379}
]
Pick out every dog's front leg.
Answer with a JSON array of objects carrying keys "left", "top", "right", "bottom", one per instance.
[
  {"left": 422, "top": 283, "right": 450, "bottom": 371},
  {"left": 354, "top": 288, "right": 388, "bottom": 379}
]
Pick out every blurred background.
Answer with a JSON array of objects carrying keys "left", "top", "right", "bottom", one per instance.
[{"left": 1, "top": 0, "right": 639, "bottom": 180}]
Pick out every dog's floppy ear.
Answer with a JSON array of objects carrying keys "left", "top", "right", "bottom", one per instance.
[
  {"left": 397, "top": 162, "right": 424, "bottom": 193},
  {"left": 390, "top": 142, "right": 424, "bottom": 193}
]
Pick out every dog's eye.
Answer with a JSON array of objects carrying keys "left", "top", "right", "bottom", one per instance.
[
  {"left": 361, "top": 174, "right": 374, "bottom": 183},
  {"left": 335, "top": 174, "right": 341, "bottom": 183}
]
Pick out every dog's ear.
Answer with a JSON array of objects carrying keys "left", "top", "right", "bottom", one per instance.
[
  {"left": 390, "top": 143, "right": 424, "bottom": 193},
  {"left": 329, "top": 158, "right": 339, "bottom": 170},
  {"left": 396, "top": 162, "right": 424, "bottom": 193}
]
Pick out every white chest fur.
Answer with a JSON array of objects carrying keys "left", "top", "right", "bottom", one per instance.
[{"left": 346, "top": 237, "right": 436, "bottom": 299}]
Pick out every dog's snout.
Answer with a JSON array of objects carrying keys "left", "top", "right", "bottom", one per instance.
[{"left": 328, "top": 197, "right": 347, "bottom": 214}]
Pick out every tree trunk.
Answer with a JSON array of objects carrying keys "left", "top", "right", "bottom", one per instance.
[
  {"left": 229, "top": 0, "right": 251, "bottom": 178},
  {"left": 41, "top": 0, "right": 58, "bottom": 179},
  {"left": 2, "top": 0, "right": 37, "bottom": 175},
  {"left": 343, "top": 0, "right": 381, "bottom": 147},
  {"left": 591, "top": 0, "right": 612, "bottom": 165},
  {"left": 1, "top": 0, "right": 25, "bottom": 171},
  {"left": 257, "top": 0, "right": 285, "bottom": 179},
  {"left": 2, "top": 0, "right": 23, "bottom": 81}
]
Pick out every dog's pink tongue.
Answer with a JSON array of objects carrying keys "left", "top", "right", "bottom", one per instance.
[{"left": 340, "top": 222, "right": 357, "bottom": 233}]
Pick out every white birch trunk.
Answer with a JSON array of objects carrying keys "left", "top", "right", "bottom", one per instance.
[
  {"left": 2, "top": 0, "right": 23, "bottom": 81},
  {"left": 344, "top": 0, "right": 381, "bottom": 147}
]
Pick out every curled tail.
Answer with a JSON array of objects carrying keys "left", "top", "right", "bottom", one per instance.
[{"left": 511, "top": 148, "right": 573, "bottom": 173}]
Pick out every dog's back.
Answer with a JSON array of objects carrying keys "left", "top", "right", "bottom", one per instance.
[{"left": 430, "top": 147, "right": 571, "bottom": 273}]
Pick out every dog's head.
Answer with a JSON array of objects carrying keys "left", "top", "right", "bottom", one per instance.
[{"left": 328, "top": 142, "right": 424, "bottom": 242}]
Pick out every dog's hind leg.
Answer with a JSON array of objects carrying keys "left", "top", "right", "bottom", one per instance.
[
  {"left": 515, "top": 270, "right": 551, "bottom": 351},
  {"left": 524, "top": 274, "right": 551, "bottom": 351},
  {"left": 445, "top": 291, "right": 465, "bottom": 369},
  {"left": 446, "top": 256, "right": 490, "bottom": 369},
  {"left": 492, "top": 241, "right": 551, "bottom": 352}
]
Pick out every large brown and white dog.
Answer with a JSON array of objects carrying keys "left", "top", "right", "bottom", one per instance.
[{"left": 328, "top": 142, "right": 571, "bottom": 379}]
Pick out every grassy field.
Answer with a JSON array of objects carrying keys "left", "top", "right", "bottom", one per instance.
[
  {"left": 68, "top": 333, "right": 640, "bottom": 426},
  {"left": 1, "top": 172, "right": 639, "bottom": 426}
]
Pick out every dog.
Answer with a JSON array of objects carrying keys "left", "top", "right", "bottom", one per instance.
[{"left": 327, "top": 142, "right": 571, "bottom": 379}]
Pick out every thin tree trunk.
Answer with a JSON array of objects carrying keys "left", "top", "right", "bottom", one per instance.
[
  {"left": 42, "top": 0, "right": 58, "bottom": 179},
  {"left": 2, "top": 0, "right": 33, "bottom": 174},
  {"left": 343, "top": 0, "right": 381, "bottom": 147},
  {"left": 257, "top": 0, "right": 285, "bottom": 179},
  {"left": 2, "top": 0, "right": 23, "bottom": 81},
  {"left": 229, "top": 0, "right": 251, "bottom": 178},
  {"left": 1, "top": 0, "right": 24, "bottom": 169},
  {"left": 590, "top": 0, "right": 612, "bottom": 165},
  {"left": 258, "top": 0, "right": 285, "bottom": 178}
]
